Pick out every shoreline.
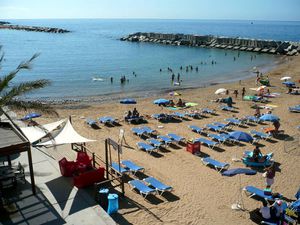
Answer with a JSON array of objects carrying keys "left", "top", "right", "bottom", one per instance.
[{"left": 24, "top": 54, "right": 285, "bottom": 106}]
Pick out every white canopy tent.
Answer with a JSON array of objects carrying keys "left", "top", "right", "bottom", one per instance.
[
  {"left": 21, "top": 119, "right": 66, "bottom": 143},
  {"left": 37, "top": 119, "right": 95, "bottom": 146}
]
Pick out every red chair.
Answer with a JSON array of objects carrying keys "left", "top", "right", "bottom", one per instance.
[
  {"left": 59, "top": 157, "right": 78, "bottom": 177},
  {"left": 73, "top": 167, "right": 105, "bottom": 188},
  {"left": 76, "top": 151, "right": 93, "bottom": 172}
]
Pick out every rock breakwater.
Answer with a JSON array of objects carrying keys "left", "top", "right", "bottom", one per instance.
[
  {"left": 0, "top": 22, "right": 70, "bottom": 33},
  {"left": 121, "top": 32, "right": 299, "bottom": 56}
]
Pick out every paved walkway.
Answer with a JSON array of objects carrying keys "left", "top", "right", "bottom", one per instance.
[{"left": 4, "top": 144, "right": 116, "bottom": 225}]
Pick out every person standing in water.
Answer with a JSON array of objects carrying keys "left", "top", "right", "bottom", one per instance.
[
  {"left": 171, "top": 74, "right": 175, "bottom": 82},
  {"left": 177, "top": 73, "right": 180, "bottom": 82}
]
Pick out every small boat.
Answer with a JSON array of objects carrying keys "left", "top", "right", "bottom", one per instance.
[{"left": 92, "top": 77, "right": 104, "bottom": 81}]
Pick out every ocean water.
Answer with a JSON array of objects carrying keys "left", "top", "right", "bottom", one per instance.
[{"left": 0, "top": 19, "right": 299, "bottom": 100}]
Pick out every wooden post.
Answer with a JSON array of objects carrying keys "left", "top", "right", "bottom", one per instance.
[
  {"left": 27, "top": 148, "right": 36, "bottom": 195},
  {"left": 105, "top": 139, "right": 109, "bottom": 180},
  {"left": 92, "top": 152, "right": 95, "bottom": 167}
]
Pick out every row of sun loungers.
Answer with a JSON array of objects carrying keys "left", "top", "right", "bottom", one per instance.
[
  {"left": 111, "top": 160, "right": 173, "bottom": 199},
  {"left": 111, "top": 160, "right": 145, "bottom": 175},
  {"left": 137, "top": 133, "right": 185, "bottom": 152},
  {"left": 129, "top": 177, "right": 173, "bottom": 199}
]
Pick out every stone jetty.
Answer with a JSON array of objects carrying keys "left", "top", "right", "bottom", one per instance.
[
  {"left": 121, "top": 32, "right": 299, "bottom": 56},
  {"left": 0, "top": 22, "right": 70, "bottom": 33}
]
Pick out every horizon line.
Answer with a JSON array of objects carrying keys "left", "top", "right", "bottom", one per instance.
[{"left": 1, "top": 17, "right": 300, "bottom": 22}]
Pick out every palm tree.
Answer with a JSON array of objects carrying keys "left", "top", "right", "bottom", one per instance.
[{"left": 0, "top": 46, "right": 58, "bottom": 117}]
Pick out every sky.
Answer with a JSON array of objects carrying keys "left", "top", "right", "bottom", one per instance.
[{"left": 0, "top": 0, "right": 299, "bottom": 21}]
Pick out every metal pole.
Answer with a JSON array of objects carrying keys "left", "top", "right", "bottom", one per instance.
[
  {"left": 105, "top": 139, "right": 109, "bottom": 180},
  {"left": 27, "top": 148, "right": 36, "bottom": 195}
]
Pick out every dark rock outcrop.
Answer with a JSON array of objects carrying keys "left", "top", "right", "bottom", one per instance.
[{"left": 0, "top": 24, "right": 70, "bottom": 33}]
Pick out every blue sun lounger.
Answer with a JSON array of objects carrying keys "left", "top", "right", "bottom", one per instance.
[
  {"left": 220, "top": 105, "right": 234, "bottom": 111},
  {"left": 132, "top": 127, "right": 146, "bottom": 137},
  {"left": 195, "top": 138, "right": 219, "bottom": 149},
  {"left": 152, "top": 113, "right": 172, "bottom": 122},
  {"left": 206, "top": 124, "right": 224, "bottom": 132},
  {"left": 111, "top": 162, "right": 129, "bottom": 174},
  {"left": 140, "top": 126, "right": 156, "bottom": 135},
  {"left": 128, "top": 179, "right": 157, "bottom": 199},
  {"left": 167, "top": 133, "right": 185, "bottom": 143},
  {"left": 143, "top": 177, "right": 173, "bottom": 195},
  {"left": 250, "top": 130, "right": 272, "bottom": 140},
  {"left": 224, "top": 118, "right": 244, "bottom": 126},
  {"left": 158, "top": 135, "right": 173, "bottom": 146},
  {"left": 289, "top": 106, "right": 300, "bottom": 112},
  {"left": 121, "top": 160, "right": 145, "bottom": 175},
  {"left": 201, "top": 157, "right": 230, "bottom": 172},
  {"left": 243, "top": 186, "right": 282, "bottom": 201},
  {"left": 207, "top": 133, "right": 227, "bottom": 144},
  {"left": 188, "top": 125, "right": 206, "bottom": 135},
  {"left": 147, "top": 138, "right": 163, "bottom": 148},
  {"left": 99, "top": 116, "right": 117, "bottom": 125},
  {"left": 219, "top": 133, "right": 240, "bottom": 144},
  {"left": 244, "top": 115, "right": 261, "bottom": 123},
  {"left": 137, "top": 142, "right": 157, "bottom": 154},
  {"left": 86, "top": 118, "right": 97, "bottom": 126},
  {"left": 202, "top": 108, "right": 215, "bottom": 114},
  {"left": 213, "top": 122, "right": 231, "bottom": 130},
  {"left": 185, "top": 112, "right": 202, "bottom": 119},
  {"left": 171, "top": 112, "right": 186, "bottom": 119}
]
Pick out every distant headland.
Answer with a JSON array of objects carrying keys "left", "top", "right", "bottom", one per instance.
[
  {"left": 0, "top": 21, "right": 70, "bottom": 33},
  {"left": 121, "top": 32, "right": 300, "bottom": 56}
]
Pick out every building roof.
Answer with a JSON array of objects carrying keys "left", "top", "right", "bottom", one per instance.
[{"left": 0, "top": 122, "right": 30, "bottom": 156}]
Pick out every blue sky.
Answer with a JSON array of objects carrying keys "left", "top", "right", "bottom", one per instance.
[{"left": 0, "top": 0, "right": 299, "bottom": 21}]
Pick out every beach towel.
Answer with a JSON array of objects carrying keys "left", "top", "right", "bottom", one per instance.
[{"left": 185, "top": 102, "right": 198, "bottom": 107}]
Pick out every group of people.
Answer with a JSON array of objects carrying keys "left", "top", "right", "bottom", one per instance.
[
  {"left": 125, "top": 108, "right": 140, "bottom": 119},
  {"left": 166, "top": 98, "right": 185, "bottom": 107}
]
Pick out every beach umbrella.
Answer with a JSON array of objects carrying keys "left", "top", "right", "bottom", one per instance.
[
  {"left": 259, "top": 114, "right": 280, "bottom": 122},
  {"left": 256, "top": 86, "right": 266, "bottom": 92},
  {"left": 21, "top": 112, "right": 42, "bottom": 121},
  {"left": 215, "top": 88, "right": 227, "bottom": 95},
  {"left": 120, "top": 99, "right": 137, "bottom": 104},
  {"left": 280, "top": 76, "right": 291, "bottom": 81},
  {"left": 283, "top": 81, "right": 295, "bottom": 87},
  {"left": 229, "top": 131, "right": 254, "bottom": 143},
  {"left": 222, "top": 168, "right": 257, "bottom": 177},
  {"left": 153, "top": 99, "right": 169, "bottom": 105}
]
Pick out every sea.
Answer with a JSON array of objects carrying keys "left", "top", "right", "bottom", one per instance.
[{"left": 0, "top": 19, "right": 299, "bottom": 102}]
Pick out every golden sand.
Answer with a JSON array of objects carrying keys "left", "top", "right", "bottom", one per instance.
[{"left": 35, "top": 55, "right": 300, "bottom": 225}]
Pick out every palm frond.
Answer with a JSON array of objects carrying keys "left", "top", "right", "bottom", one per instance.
[
  {"left": 17, "top": 53, "right": 40, "bottom": 70},
  {"left": 0, "top": 79, "right": 51, "bottom": 106},
  {"left": 0, "top": 69, "right": 19, "bottom": 92},
  {"left": 7, "top": 100, "right": 58, "bottom": 116},
  {"left": 0, "top": 53, "right": 40, "bottom": 92}
]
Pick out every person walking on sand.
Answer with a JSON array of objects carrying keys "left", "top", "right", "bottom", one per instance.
[
  {"left": 242, "top": 87, "right": 246, "bottom": 99},
  {"left": 264, "top": 165, "right": 276, "bottom": 187},
  {"left": 233, "top": 90, "right": 238, "bottom": 98}
]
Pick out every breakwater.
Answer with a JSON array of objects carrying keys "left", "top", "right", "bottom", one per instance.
[
  {"left": 121, "top": 32, "right": 299, "bottom": 56},
  {"left": 0, "top": 21, "right": 70, "bottom": 33}
]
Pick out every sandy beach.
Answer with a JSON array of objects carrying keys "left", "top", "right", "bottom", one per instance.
[{"left": 29, "top": 55, "right": 300, "bottom": 225}]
